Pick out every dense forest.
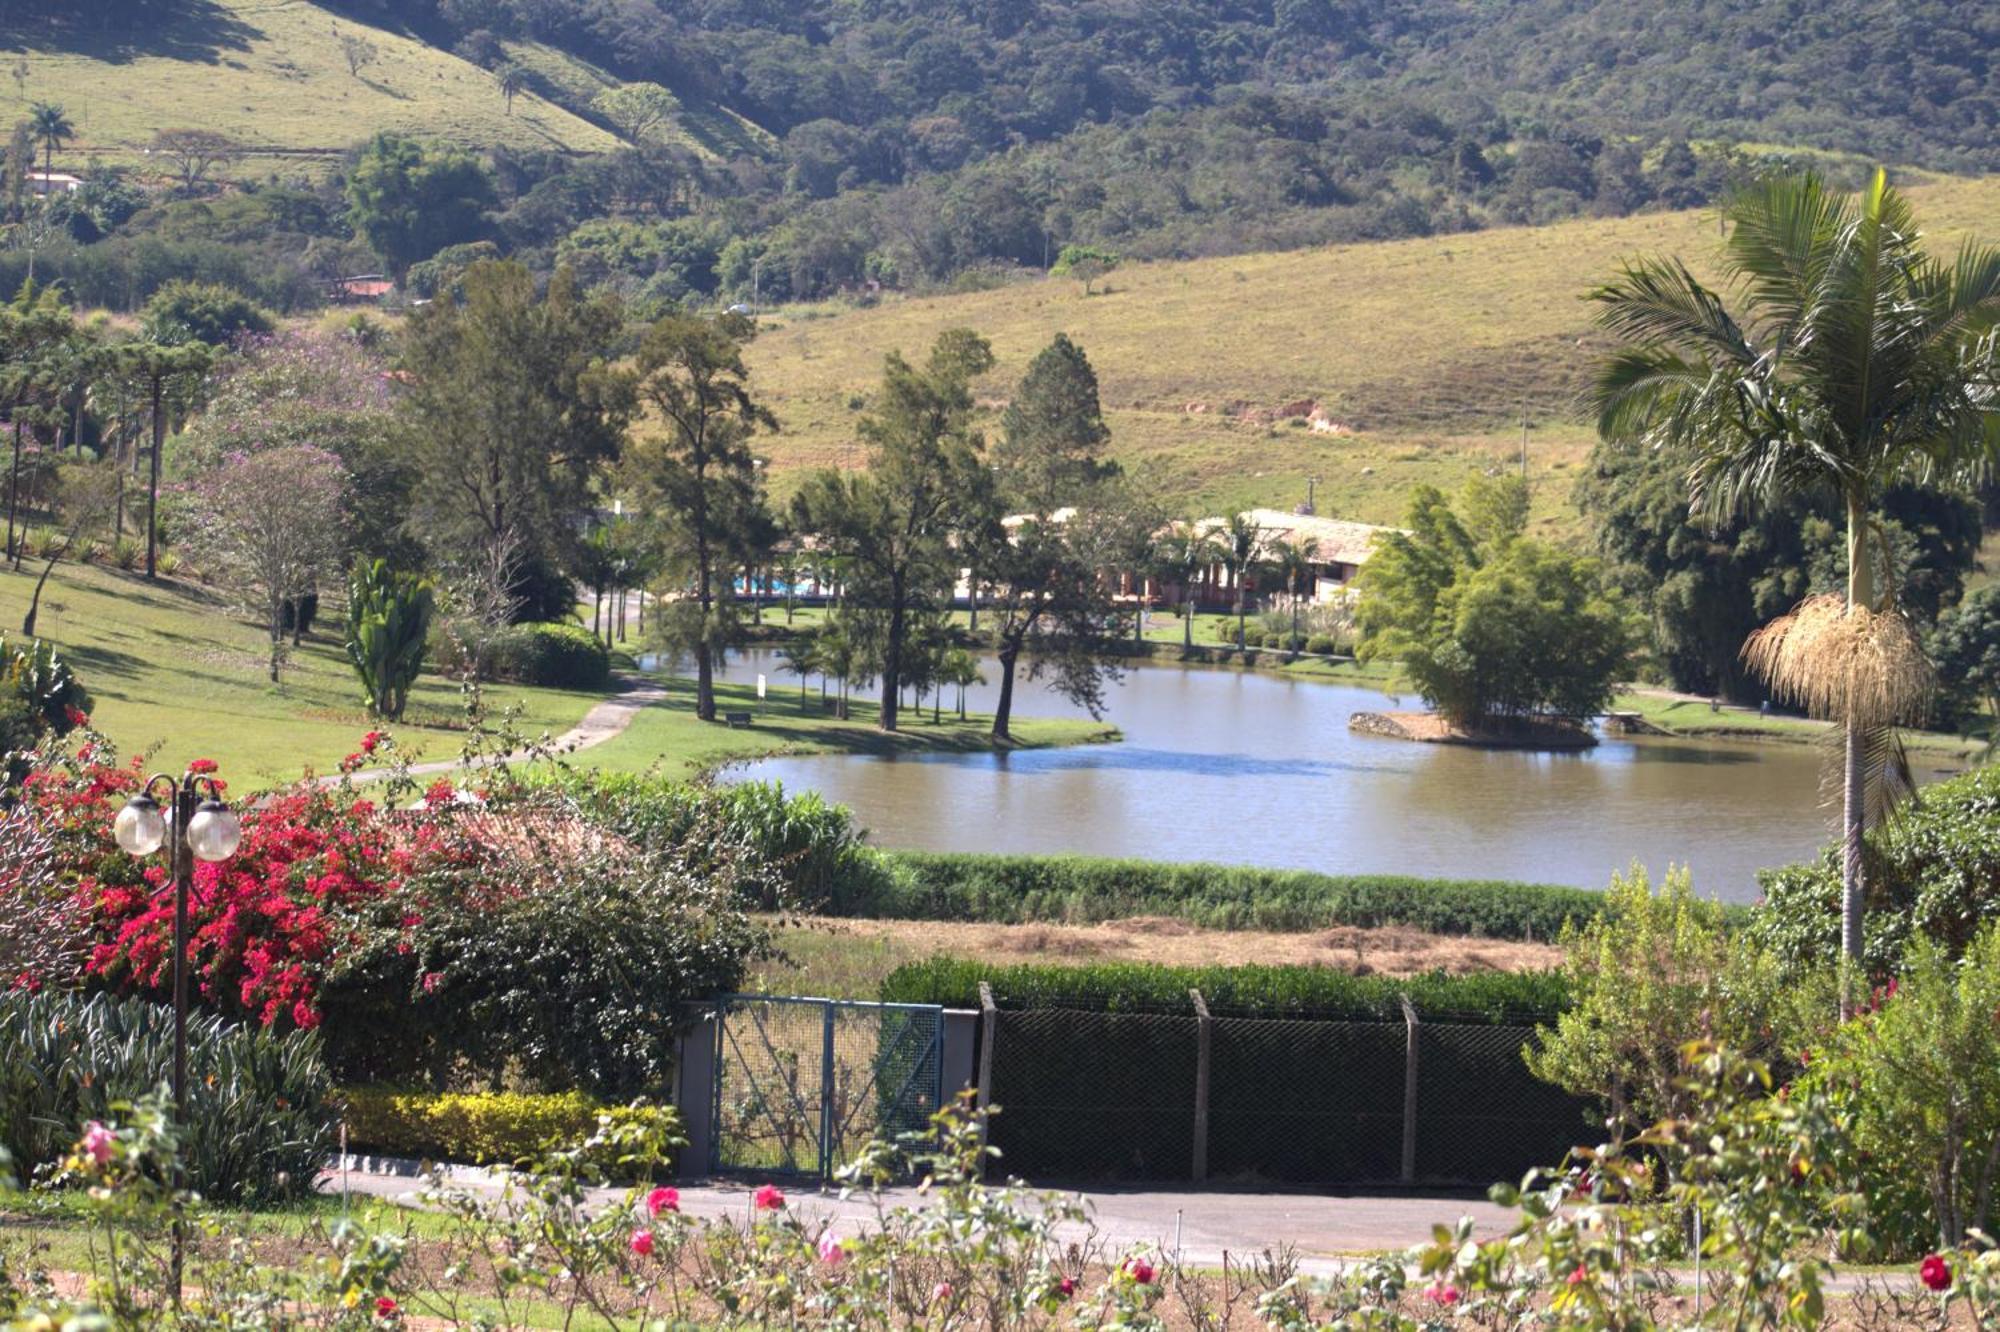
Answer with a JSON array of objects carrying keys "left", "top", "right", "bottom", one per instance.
[{"left": 7, "top": 0, "right": 1995, "bottom": 307}]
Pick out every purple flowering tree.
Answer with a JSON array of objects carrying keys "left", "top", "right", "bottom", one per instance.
[{"left": 183, "top": 446, "right": 350, "bottom": 681}]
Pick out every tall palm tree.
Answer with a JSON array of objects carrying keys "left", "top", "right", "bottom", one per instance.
[
  {"left": 1591, "top": 169, "right": 2000, "bottom": 974},
  {"left": 1152, "top": 523, "right": 1218, "bottom": 649},
  {"left": 1273, "top": 536, "right": 1320, "bottom": 650},
  {"left": 27, "top": 102, "right": 71, "bottom": 181},
  {"left": 1221, "top": 512, "right": 1269, "bottom": 648}
]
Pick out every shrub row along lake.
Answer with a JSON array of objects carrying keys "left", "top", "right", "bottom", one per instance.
[{"left": 707, "top": 648, "right": 1950, "bottom": 903}]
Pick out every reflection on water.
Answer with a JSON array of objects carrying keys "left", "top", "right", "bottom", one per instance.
[{"left": 695, "top": 649, "right": 1943, "bottom": 903}]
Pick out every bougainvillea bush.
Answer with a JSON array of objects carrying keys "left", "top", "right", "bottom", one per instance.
[{"left": 11, "top": 731, "right": 770, "bottom": 1098}]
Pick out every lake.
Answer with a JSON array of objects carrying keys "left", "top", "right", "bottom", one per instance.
[{"left": 707, "top": 649, "right": 1942, "bottom": 902}]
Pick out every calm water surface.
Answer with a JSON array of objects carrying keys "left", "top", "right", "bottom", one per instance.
[{"left": 707, "top": 649, "right": 1946, "bottom": 903}]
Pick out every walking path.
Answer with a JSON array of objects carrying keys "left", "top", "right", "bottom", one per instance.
[
  {"left": 327, "top": 1161, "right": 1515, "bottom": 1277},
  {"left": 331, "top": 672, "right": 667, "bottom": 787}
]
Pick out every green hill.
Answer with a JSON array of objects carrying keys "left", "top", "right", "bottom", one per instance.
[
  {"left": 739, "top": 173, "right": 2000, "bottom": 537},
  {"left": 8, "top": 0, "right": 627, "bottom": 171}
]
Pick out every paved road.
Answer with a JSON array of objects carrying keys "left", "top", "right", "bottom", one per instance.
[{"left": 327, "top": 1161, "right": 1515, "bottom": 1276}]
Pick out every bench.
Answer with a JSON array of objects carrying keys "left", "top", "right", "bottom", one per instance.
[{"left": 723, "top": 710, "right": 754, "bottom": 728}]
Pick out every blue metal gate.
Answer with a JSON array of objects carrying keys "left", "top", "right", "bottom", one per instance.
[{"left": 709, "top": 995, "right": 944, "bottom": 1179}]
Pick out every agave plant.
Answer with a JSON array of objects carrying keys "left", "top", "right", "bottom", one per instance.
[
  {"left": 345, "top": 557, "right": 436, "bottom": 721},
  {"left": 1591, "top": 169, "right": 2000, "bottom": 971}
]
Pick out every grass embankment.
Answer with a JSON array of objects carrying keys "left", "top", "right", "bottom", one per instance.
[
  {"left": 749, "top": 916, "right": 1560, "bottom": 1001},
  {"left": 735, "top": 175, "right": 2000, "bottom": 531},
  {"left": 575, "top": 672, "right": 1118, "bottom": 780},
  {"left": 0, "top": 561, "right": 602, "bottom": 786},
  {"left": 13, "top": 0, "right": 621, "bottom": 172},
  {"left": 1610, "top": 689, "right": 1981, "bottom": 759}
]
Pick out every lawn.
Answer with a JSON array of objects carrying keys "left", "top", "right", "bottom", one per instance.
[
  {"left": 0, "top": 560, "right": 604, "bottom": 787},
  {"left": 732, "top": 173, "right": 2000, "bottom": 537},
  {"left": 575, "top": 672, "right": 1118, "bottom": 780}
]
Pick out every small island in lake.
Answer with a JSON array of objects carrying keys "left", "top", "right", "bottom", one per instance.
[{"left": 1349, "top": 710, "right": 1598, "bottom": 750}]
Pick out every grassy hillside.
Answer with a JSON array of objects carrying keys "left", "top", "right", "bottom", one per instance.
[
  {"left": 740, "top": 173, "right": 2000, "bottom": 535},
  {"left": 10, "top": 0, "right": 623, "bottom": 171}
]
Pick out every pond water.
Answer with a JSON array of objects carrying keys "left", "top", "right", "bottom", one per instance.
[{"left": 707, "top": 649, "right": 1951, "bottom": 903}]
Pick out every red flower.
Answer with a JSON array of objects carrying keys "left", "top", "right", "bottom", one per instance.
[
  {"left": 629, "top": 1228, "right": 655, "bottom": 1257},
  {"left": 753, "top": 1184, "right": 785, "bottom": 1211},
  {"left": 187, "top": 758, "right": 218, "bottom": 775},
  {"left": 361, "top": 731, "right": 383, "bottom": 754},
  {"left": 646, "top": 1186, "right": 679, "bottom": 1216},
  {"left": 1567, "top": 1264, "right": 1587, "bottom": 1286},
  {"left": 1921, "top": 1254, "right": 1952, "bottom": 1292},
  {"left": 374, "top": 1296, "right": 399, "bottom": 1319},
  {"left": 1057, "top": 1276, "right": 1076, "bottom": 1299},
  {"left": 1423, "top": 1282, "right": 1461, "bottom": 1306},
  {"left": 1121, "top": 1256, "right": 1156, "bottom": 1286},
  {"left": 64, "top": 706, "right": 90, "bottom": 727}
]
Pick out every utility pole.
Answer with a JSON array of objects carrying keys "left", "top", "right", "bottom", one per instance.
[{"left": 1519, "top": 417, "right": 1529, "bottom": 479}]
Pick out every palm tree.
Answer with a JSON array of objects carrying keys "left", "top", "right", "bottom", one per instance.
[
  {"left": 942, "top": 646, "right": 984, "bottom": 719},
  {"left": 27, "top": 102, "right": 71, "bottom": 181},
  {"left": 1272, "top": 536, "right": 1320, "bottom": 651},
  {"left": 1591, "top": 169, "right": 2000, "bottom": 975},
  {"left": 496, "top": 62, "right": 526, "bottom": 115},
  {"left": 1221, "top": 512, "right": 1269, "bottom": 648},
  {"left": 779, "top": 637, "right": 819, "bottom": 707},
  {"left": 1153, "top": 523, "right": 1218, "bottom": 649}
]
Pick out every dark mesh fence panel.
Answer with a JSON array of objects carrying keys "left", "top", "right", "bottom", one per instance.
[
  {"left": 987, "top": 1008, "right": 1198, "bottom": 1180},
  {"left": 1415, "top": 1022, "right": 1594, "bottom": 1185},
  {"left": 1208, "top": 1017, "right": 1406, "bottom": 1184}
]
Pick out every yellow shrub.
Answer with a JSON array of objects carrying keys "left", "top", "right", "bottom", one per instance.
[{"left": 339, "top": 1088, "right": 681, "bottom": 1172}]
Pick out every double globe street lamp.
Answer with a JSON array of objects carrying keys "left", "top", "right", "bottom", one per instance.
[{"left": 113, "top": 767, "right": 242, "bottom": 1301}]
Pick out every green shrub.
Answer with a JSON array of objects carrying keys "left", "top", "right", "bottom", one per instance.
[
  {"left": 0, "top": 634, "right": 92, "bottom": 760},
  {"left": 483, "top": 621, "right": 610, "bottom": 689},
  {"left": 0, "top": 991, "right": 332, "bottom": 1202},
  {"left": 545, "top": 771, "right": 891, "bottom": 912},
  {"left": 346, "top": 558, "right": 436, "bottom": 720},
  {"left": 1306, "top": 634, "right": 1337, "bottom": 655},
  {"left": 109, "top": 536, "right": 142, "bottom": 570},
  {"left": 861, "top": 852, "right": 1605, "bottom": 939},
  {"left": 879, "top": 956, "right": 1569, "bottom": 1023},
  {"left": 1754, "top": 764, "right": 2000, "bottom": 978},
  {"left": 340, "top": 1087, "right": 681, "bottom": 1172}
]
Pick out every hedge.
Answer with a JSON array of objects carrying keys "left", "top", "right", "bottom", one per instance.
[
  {"left": 863, "top": 852, "right": 1605, "bottom": 941},
  {"left": 340, "top": 1088, "right": 682, "bottom": 1170},
  {"left": 434, "top": 621, "right": 610, "bottom": 689},
  {"left": 0, "top": 991, "right": 333, "bottom": 1202},
  {"left": 878, "top": 957, "right": 1571, "bottom": 1024}
]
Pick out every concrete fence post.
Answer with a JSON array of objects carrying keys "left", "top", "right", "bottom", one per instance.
[
  {"left": 1191, "top": 988, "right": 1212, "bottom": 1183},
  {"left": 976, "top": 982, "right": 998, "bottom": 1177},
  {"left": 674, "top": 1004, "right": 720, "bottom": 1180},
  {"left": 1399, "top": 994, "right": 1420, "bottom": 1185}
]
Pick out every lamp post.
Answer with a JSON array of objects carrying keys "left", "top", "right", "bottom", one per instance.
[{"left": 113, "top": 767, "right": 241, "bottom": 1305}]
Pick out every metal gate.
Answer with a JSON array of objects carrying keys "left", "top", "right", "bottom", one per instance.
[{"left": 709, "top": 995, "right": 944, "bottom": 1179}]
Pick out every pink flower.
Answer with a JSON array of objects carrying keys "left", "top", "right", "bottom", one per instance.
[
  {"left": 1121, "top": 1256, "right": 1156, "bottom": 1286},
  {"left": 420, "top": 972, "right": 441, "bottom": 995},
  {"left": 817, "top": 1232, "right": 847, "bottom": 1266},
  {"left": 1423, "top": 1282, "right": 1461, "bottom": 1306},
  {"left": 629, "top": 1228, "right": 655, "bottom": 1257},
  {"left": 1057, "top": 1276, "right": 1076, "bottom": 1298},
  {"left": 753, "top": 1184, "right": 785, "bottom": 1211},
  {"left": 81, "top": 1121, "right": 115, "bottom": 1166},
  {"left": 646, "top": 1186, "right": 679, "bottom": 1216},
  {"left": 1921, "top": 1254, "right": 1952, "bottom": 1292},
  {"left": 1567, "top": 1264, "right": 1587, "bottom": 1286},
  {"left": 932, "top": 1281, "right": 953, "bottom": 1301}
]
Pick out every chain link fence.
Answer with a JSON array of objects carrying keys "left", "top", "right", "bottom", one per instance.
[{"left": 980, "top": 992, "right": 1593, "bottom": 1187}]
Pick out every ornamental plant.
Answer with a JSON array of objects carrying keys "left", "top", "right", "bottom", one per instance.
[{"left": 345, "top": 557, "right": 436, "bottom": 721}]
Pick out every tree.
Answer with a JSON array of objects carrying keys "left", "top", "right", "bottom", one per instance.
[
  {"left": 139, "top": 279, "right": 272, "bottom": 346},
  {"left": 1590, "top": 170, "right": 2000, "bottom": 972},
  {"left": 626, "top": 311, "right": 775, "bottom": 722},
  {"left": 20, "top": 461, "right": 117, "bottom": 637},
  {"left": 345, "top": 133, "right": 497, "bottom": 276},
  {"left": 117, "top": 337, "right": 215, "bottom": 580},
  {"left": 148, "top": 128, "right": 239, "bottom": 196},
  {"left": 496, "top": 62, "right": 526, "bottom": 115},
  {"left": 779, "top": 636, "right": 819, "bottom": 706},
  {"left": 970, "top": 332, "right": 1130, "bottom": 740},
  {"left": 1050, "top": 242, "right": 1118, "bottom": 294},
  {"left": 183, "top": 447, "right": 350, "bottom": 682},
  {"left": 339, "top": 31, "right": 379, "bottom": 80},
  {"left": 792, "top": 329, "right": 993, "bottom": 733},
  {"left": 942, "top": 646, "right": 984, "bottom": 718},
  {"left": 1152, "top": 523, "right": 1219, "bottom": 650},
  {"left": 592, "top": 83, "right": 682, "bottom": 144},
  {"left": 1356, "top": 483, "right": 1635, "bottom": 727},
  {"left": 0, "top": 279, "right": 73, "bottom": 570},
  {"left": 1526, "top": 865, "right": 1787, "bottom": 1147},
  {"left": 1271, "top": 536, "right": 1319, "bottom": 648},
  {"left": 26, "top": 102, "right": 69, "bottom": 180},
  {"left": 398, "top": 261, "right": 630, "bottom": 592},
  {"left": 1933, "top": 587, "right": 2000, "bottom": 739},
  {"left": 345, "top": 558, "right": 435, "bottom": 721},
  {"left": 1219, "top": 512, "right": 1269, "bottom": 648}
]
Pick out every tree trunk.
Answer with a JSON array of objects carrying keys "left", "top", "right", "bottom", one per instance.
[
  {"left": 145, "top": 378, "right": 164, "bottom": 579},
  {"left": 991, "top": 645, "right": 1019, "bottom": 741},
  {"left": 1183, "top": 599, "right": 1193, "bottom": 649},
  {"left": 5, "top": 418, "right": 19, "bottom": 572},
  {"left": 695, "top": 560, "right": 716, "bottom": 722},
  {"left": 1839, "top": 494, "right": 1874, "bottom": 978},
  {"left": 268, "top": 594, "right": 283, "bottom": 682},
  {"left": 880, "top": 593, "right": 904, "bottom": 733}
]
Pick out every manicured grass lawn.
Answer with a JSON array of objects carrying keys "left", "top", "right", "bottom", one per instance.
[
  {"left": 0, "top": 561, "right": 604, "bottom": 787},
  {"left": 577, "top": 672, "right": 1118, "bottom": 780},
  {"left": 1610, "top": 689, "right": 1980, "bottom": 759}
]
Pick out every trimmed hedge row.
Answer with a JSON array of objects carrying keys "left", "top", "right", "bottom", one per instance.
[
  {"left": 864, "top": 852, "right": 1605, "bottom": 941},
  {"left": 879, "top": 957, "right": 1570, "bottom": 1024},
  {"left": 340, "top": 1088, "right": 682, "bottom": 1170}
]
